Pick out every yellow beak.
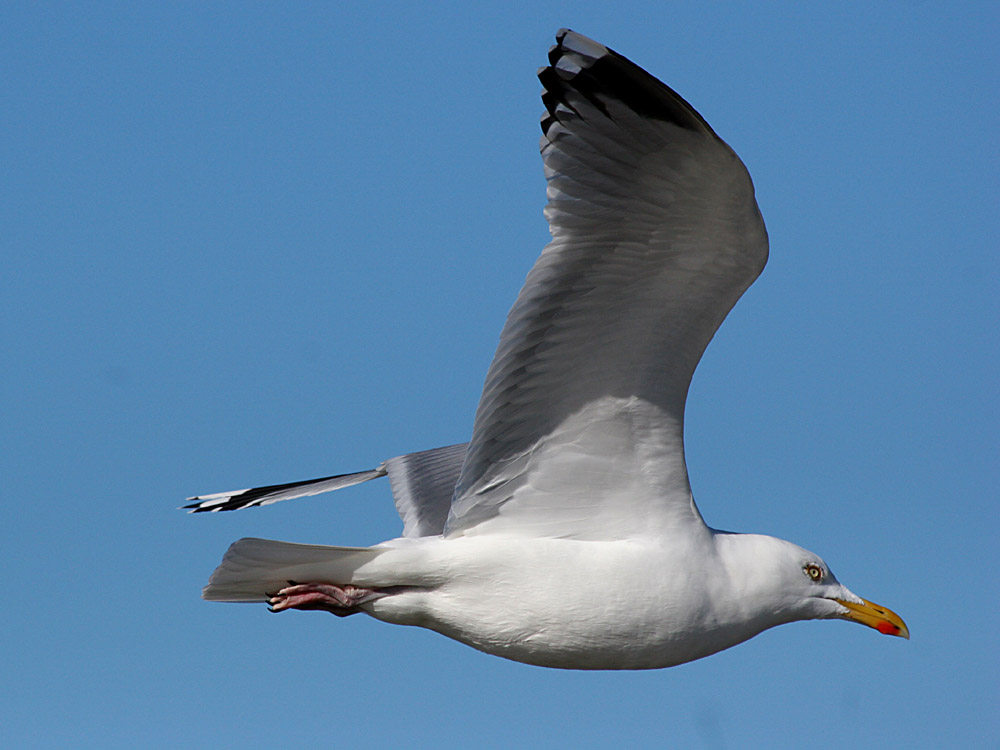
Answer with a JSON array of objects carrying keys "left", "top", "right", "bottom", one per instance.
[{"left": 835, "top": 597, "right": 909, "bottom": 639}]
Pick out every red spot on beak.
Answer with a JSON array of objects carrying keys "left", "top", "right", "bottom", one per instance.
[{"left": 876, "top": 621, "right": 899, "bottom": 635}]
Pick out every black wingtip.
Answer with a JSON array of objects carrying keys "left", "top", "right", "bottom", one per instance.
[
  {"left": 539, "top": 29, "right": 715, "bottom": 138},
  {"left": 187, "top": 506, "right": 219, "bottom": 514},
  {"left": 182, "top": 497, "right": 238, "bottom": 513}
]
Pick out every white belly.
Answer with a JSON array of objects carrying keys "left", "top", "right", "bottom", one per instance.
[{"left": 366, "top": 536, "right": 762, "bottom": 670}]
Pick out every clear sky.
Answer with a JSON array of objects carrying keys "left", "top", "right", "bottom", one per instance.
[{"left": 2, "top": 2, "right": 997, "bottom": 748}]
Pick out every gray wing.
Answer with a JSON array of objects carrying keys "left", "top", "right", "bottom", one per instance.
[
  {"left": 383, "top": 443, "right": 468, "bottom": 536},
  {"left": 445, "top": 30, "right": 768, "bottom": 539},
  {"left": 186, "top": 443, "right": 467, "bottom": 538}
]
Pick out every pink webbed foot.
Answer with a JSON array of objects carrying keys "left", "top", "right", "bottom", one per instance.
[{"left": 267, "top": 582, "right": 385, "bottom": 617}]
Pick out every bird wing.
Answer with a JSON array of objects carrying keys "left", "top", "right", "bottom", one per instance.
[
  {"left": 183, "top": 470, "right": 388, "bottom": 513},
  {"left": 186, "top": 443, "right": 467, "bottom": 538},
  {"left": 384, "top": 443, "right": 468, "bottom": 536},
  {"left": 444, "top": 30, "right": 768, "bottom": 540}
]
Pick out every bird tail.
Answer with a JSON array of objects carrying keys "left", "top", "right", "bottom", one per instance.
[{"left": 201, "top": 537, "right": 385, "bottom": 602}]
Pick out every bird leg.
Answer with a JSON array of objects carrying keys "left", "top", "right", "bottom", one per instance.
[{"left": 267, "top": 582, "right": 386, "bottom": 617}]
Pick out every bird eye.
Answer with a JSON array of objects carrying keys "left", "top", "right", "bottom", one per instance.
[{"left": 804, "top": 563, "right": 824, "bottom": 582}]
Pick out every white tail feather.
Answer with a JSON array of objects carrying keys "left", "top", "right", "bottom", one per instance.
[{"left": 202, "top": 537, "right": 384, "bottom": 602}]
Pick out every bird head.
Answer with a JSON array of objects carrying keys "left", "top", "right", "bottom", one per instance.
[{"left": 719, "top": 533, "right": 909, "bottom": 639}]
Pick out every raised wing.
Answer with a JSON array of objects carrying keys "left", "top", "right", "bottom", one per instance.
[{"left": 445, "top": 30, "right": 768, "bottom": 539}]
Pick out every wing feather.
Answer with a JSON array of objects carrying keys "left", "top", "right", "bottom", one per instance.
[{"left": 445, "top": 30, "right": 768, "bottom": 539}]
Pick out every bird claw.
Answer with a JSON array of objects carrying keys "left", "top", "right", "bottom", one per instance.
[{"left": 265, "top": 582, "right": 385, "bottom": 616}]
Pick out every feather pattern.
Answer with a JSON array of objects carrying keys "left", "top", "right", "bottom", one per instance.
[
  {"left": 185, "top": 444, "right": 467, "bottom": 538},
  {"left": 445, "top": 30, "right": 768, "bottom": 539}
]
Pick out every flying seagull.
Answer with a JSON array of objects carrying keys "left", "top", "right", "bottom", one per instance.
[{"left": 187, "top": 29, "right": 908, "bottom": 670}]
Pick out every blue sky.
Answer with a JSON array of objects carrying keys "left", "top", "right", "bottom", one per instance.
[{"left": 2, "top": 2, "right": 997, "bottom": 748}]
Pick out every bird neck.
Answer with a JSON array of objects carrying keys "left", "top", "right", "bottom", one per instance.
[{"left": 710, "top": 531, "right": 802, "bottom": 629}]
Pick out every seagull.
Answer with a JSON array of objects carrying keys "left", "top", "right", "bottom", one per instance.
[{"left": 188, "top": 29, "right": 908, "bottom": 670}]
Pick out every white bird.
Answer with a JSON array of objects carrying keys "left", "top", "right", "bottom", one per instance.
[{"left": 188, "top": 29, "right": 908, "bottom": 670}]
